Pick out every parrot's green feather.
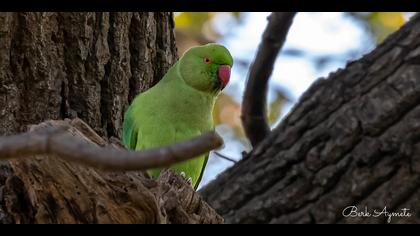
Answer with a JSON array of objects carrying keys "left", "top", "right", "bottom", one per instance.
[{"left": 122, "top": 43, "right": 233, "bottom": 189}]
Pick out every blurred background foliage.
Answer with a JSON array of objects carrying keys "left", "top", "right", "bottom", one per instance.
[
  {"left": 173, "top": 12, "right": 416, "bottom": 188},
  {"left": 350, "top": 12, "right": 407, "bottom": 43}
]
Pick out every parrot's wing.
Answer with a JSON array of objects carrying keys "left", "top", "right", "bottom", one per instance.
[
  {"left": 193, "top": 126, "right": 214, "bottom": 190},
  {"left": 194, "top": 153, "right": 209, "bottom": 190}
]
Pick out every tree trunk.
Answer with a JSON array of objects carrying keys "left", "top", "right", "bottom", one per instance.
[
  {"left": 0, "top": 12, "right": 177, "bottom": 137},
  {"left": 201, "top": 14, "right": 420, "bottom": 224},
  {"left": 0, "top": 12, "right": 222, "bottom": 224}
]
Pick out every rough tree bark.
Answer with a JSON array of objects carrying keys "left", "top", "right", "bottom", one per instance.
[
  {"left": 0, "top": 12, "right": 222, "bottom": 224},
  {"left": 201, "top": 14, "right": 420, "bottom": 224},
  {"left": 0, "top": 12, "right": 176, "bottom": 137}
]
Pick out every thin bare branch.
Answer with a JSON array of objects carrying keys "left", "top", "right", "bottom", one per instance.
[
  {"left": 0, "top": 126, "right": 223, "bottom": 171},
  {"left": 241, "top": 12, "right": 297, "bottom": 147},
  {"left": 213, "top": 151, "right": 237, "bottom": 163}
]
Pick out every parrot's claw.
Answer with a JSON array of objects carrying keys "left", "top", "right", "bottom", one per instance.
[
  {"left": 179, "top": 172, "right": 193, "bottom": 186},
  {"left": 187, "top": 177, "right": 193, "bottom": 186}
]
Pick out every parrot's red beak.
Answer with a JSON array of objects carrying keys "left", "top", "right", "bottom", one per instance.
[{"left": 218, "top": 65, "right": 231, "bottom": 89}]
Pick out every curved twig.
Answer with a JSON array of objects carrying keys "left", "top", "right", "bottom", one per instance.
[
  {"left": 241, "top": 12, "right": 297, "bottom": 147},
  {"left": 0, "top": 126, "right": 223, "bottom": 171}
]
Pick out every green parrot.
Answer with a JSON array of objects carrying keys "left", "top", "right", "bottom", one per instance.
[{"left": 122, "top": 43, "right": 233, "bottom": 189}]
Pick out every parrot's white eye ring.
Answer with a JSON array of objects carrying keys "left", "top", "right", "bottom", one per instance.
[{"left": 204, "top": 57, "right": 211, "bottom": 64}]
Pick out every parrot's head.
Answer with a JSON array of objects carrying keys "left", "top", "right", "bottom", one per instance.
[{"left": 179, "top": 43, "right": 233, "bottom": 95}]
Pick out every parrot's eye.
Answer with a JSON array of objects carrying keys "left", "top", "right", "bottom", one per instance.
[{"left": 203, "top": 57, "right": 211, "bottom": 64}]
